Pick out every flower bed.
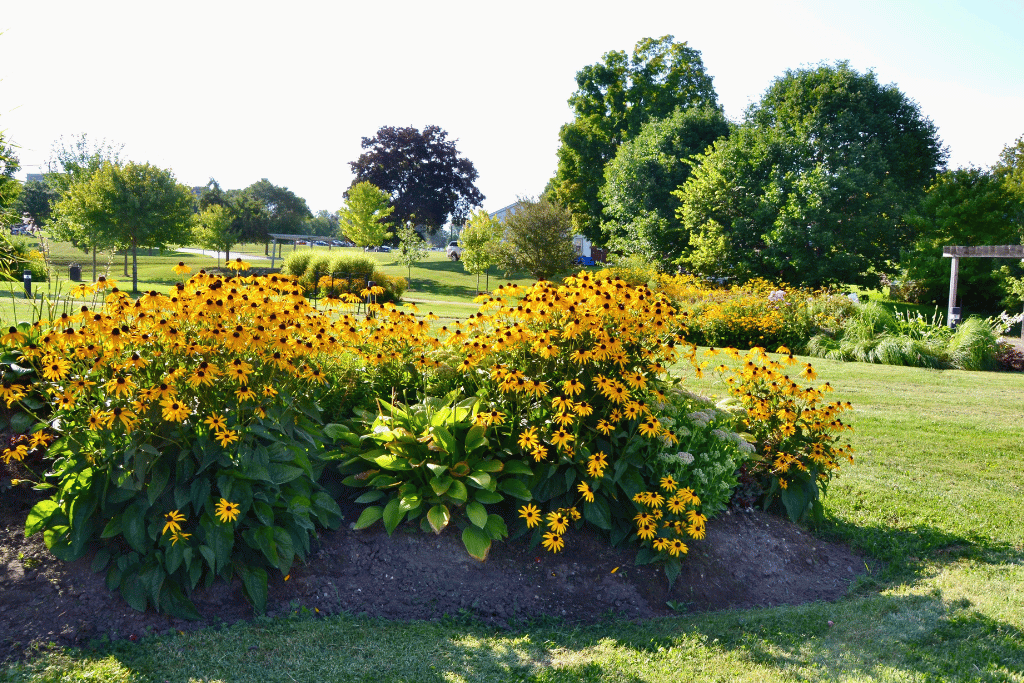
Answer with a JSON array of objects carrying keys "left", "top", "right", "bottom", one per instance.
[{"left": 0, "top": 267, "right": 853, "bottom": 614}]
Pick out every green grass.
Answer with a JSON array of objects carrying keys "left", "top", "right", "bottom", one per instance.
[{"left": 4, "top": 355, "right": 1023, "bottom": 681}]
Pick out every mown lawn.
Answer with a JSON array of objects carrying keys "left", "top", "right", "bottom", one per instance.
[{"left": 3, "top": 355, "right": 1022, "bottom": 682}]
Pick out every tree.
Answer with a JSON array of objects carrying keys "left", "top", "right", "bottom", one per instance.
[
  {"left": 348, "top": 125, "right": 484, "bottom": 232},
  {"left": 496, "top": 197, "right": 577, "bottom": 281},
  {"left": 194, "top": 204, "right": 241, "bottom": 265},
  {"left": 54, "top": 161, "right": 194, "bottom": 292},
  {"left": 338, "top": 181, "right": 394, "bottom": 247},
  {"left": 0, "top": 132, "right": 20, "bottom": 227},
  {"left": 242, "top": 178, "right": 312, "bottom": 247},
  {"left": 599, "top": 105, "right": 730, "bottom": 265},
  {"left": 459, "top": 209, "right": 503, "bottom": 292},
  {"left": 305, "top": 210, "right": 339, "bottom": 237},
  {"left": 45, "top": 134, "right": 124, "bottom": 280},
  {"left": 395, "top": 222, "right": 428, "bottom": 284},
  {"left": 675, "top": 61, "right": 947, "bottom": 288},
  {"left": 552, "top": 36, "right": 719, "bottom": 242},
  {"left": 901, "top": 167, "right": 1023, "bottom": 310},
  {"left": 14, "top": 180, "right": 59, "bottom": 227}
]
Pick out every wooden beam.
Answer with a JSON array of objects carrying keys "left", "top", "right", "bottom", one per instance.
[
  {"left": 948, "top": 256, "right": 959, "bottom": 328},
  {"left": 942, "top": 245, "right": 1024, "bottom": 258}
]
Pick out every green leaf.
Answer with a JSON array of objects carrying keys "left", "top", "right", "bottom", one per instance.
[
  {"left": 462, "top": 525, "right": 492, "bottom": 561},
  {"left": 429, "top": 474, "right": 453, "bottom": 496},
  {"left": 664, "top": 557, "right": 682, "bottom": 589},
  {"left": 382, "top": 498, "right": 404, "bottom": 535},
  {"left": 584, "top": 496, "right": 612, "bottom": 530},
  {"left": 474, "top": 459, "right": 503, "bottom": 473},
  {"left": 160, "top": 583, "right": 202, "bottom": 620},
  {"left": 311, "top": 491, "right": 342, "bottom": 530},
  {"left": 91, "top": 547, "right": 112, "bottom": 573},
  {"left": 634, "top": 546, "right": 659, "bottom": 566},
  {"left": 425, "top": 463, "right": 448, "bottom": 476},
  {"left": 251, "top": 526, "right": 279, "bottom": 568},
  {"left": 484, "top": 514, "right": 508, "bottom": 540},
  {"left": 120, "top": 569, "right": 148, "bottom": 611},
  {"left": 429, "top": 425, "right": 457, "bottom": 455},
  {"left": 498, "top": 479, "right": 532, "bottom": 501},
  {"left": 138, "top": 564, "right": 165, "bottom": 609},
  {"left": 466, "top": 471, "right": 491, "bottom": 489},
  {"left": 427, "top": 504, "right": 450, "bottom": 534},
  {"left": 446, "top": 479, "right": 468, "bottom": 503},
  {"left": 354, "top": 490, "right": 385, "bottom": 504},
  {"left": 123, "top": 502, "right": 149, "bottom": 554},
  {"left": 473, "top": 490, "right": 504, "bottom": 505},
  {"left": 353, "top": 506, "right": 383, "bottom": 530},
  {"left": 204, "top": 518, "right": 234, "bottom": 574},
  {"left": 268, "top": 464, "right": 304, "bottom": 484},
  {"left": 323, "top": 423, "right": 359, "bottom": 445},
  {"left": 147, "top": 462, "right": 170, "bottom": 506},
  {"left": 252, "top": 500, "right": 275, "bottom": 526},
  {"left": 465, "top": 501, "right": 488, "bottom": 528},
  {"left": 25, "top": 499, "right": 59, "bottom": 537},
  {"left": 238, "top": 566, "right": 268, "bottom": 615},
  {"left": 10, "top": 411, "right": 34, "bottom": 434},
  {"left": 272, "top": 526, "right": 295, "bottom": 574},
  {"left": 464, "top": 425, "right": 488, "bottom": 453},
  {"left": 502, "top": 460, "right": 533, "bottom": 476}
]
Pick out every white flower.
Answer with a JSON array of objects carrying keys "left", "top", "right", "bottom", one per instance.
[
  {"left": 676, "top": 451, "right": 695, "bottom": 464},
  {"left": 847, "top": 292, "right": 860, "bottom": 304},
  {"left": 768, "top": 290, "right": 786, "bottom": 302}
]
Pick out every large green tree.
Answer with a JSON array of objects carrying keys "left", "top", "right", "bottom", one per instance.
[
  {"left": 902, "top": 167, "right": 1023, "bottom": 311},
  {"left": 13, "top": 180, "right": 59, "bottom": 227},
  {"left": 552, "top": 36, "right": 719, "bottom": 242},
  {"left": 599, "top": 105, "right": 730, "bottom": 265},
  {"left": 45, "top": 134, "right": 124, "bottom": 280},
  {"left": 194, "top": 204, "right": 241, "bottom": 265},
  {"left": 496, "top": 197, "right": 577, "bottom": 281},
  {"left": 53, "top": 161, "right": 194, "bottom": 292},
  {"left": 338, "top": 181, "right": 394, "bottom": 248},
  {"left": 242, "top": 178, "right": 312, "bottom": 246},
  {"left": 675, "top": 61, "right": 947, "bottom": 288},
  {"left": 348, "top": 125, "right": 484, "bottom": 232}
]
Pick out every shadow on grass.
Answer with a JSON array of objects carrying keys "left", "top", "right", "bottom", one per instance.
[
  {"left": 815, "top": 514, "right": 1020, "bottom": 587},
  {"left": 68, "top": 591, "right": 1023, "bottom": 682}
]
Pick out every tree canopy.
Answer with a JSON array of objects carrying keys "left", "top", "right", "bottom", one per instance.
[
  {"left": 0, "top": 132, "right": 20, "bottom": 227},
  {"left": 552, "top": 36, "right": 719, "bottom": 242},
  {"left": 243, "top": 178, "right": 312, "bottom": 241},
  {"left": 338, "top": 181, "right": 394, "bottom": 248},
  {"left": 14, "top": 180, "right": 59, "bottom": 227},
  {"left": 348, "top": 125, "right": 484, "bottom": 232},
  {"left": 675, "top": 61, "right": 947, "bottom": 288},
  {"left": 194, "top": 204, "right": 240, "bottom": 265},
  {"left": 496, "top": 197, "right": 577, "bottom": 281},
  {"left": 902, "top": 167, "right": 1024, "bottom": 311},
  {"left": 459, "top": 209, "right": 503, "bottom": 292},
  {"left": 53, "top": 161, "right": 194, "bottom": 292},
  {"left": 599, "top": 105, "right": 730, "bottom": 265}
]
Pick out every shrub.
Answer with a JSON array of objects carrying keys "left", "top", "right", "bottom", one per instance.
[
  {"left": 282, "top": 250, "right": 314, "bottom": 277},
  {"left": 2, "top": 271, "right": 346, "bottom": 616}
]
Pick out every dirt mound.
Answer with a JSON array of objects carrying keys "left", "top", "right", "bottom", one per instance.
[{"left": 0, "top": 495, "right": 866, "bottom": 662}]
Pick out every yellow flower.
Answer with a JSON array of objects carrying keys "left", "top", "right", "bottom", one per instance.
[
  {"left": 105, "top": 375, "right": 137, "bottom": 398},
  {"left": 517, "top": 426, "right": 540, "bottom": 451},
  {"left": 576, "top": 481, "right": 595, "bottom": 503},
  {"left": 549, "top": 427, "right": 574, "bottom": 450},
  {"left": 659, "top": 476, "right": 677, "bottom": 492},
  {"left": 226, "top": 257, "right": 250, "bottom": 271},
  {"left": 214, "top": 498, "right": 241, "bottom": 524},
  {"left": 668, "top": 539, "right": 688, "bottom": 556},
  {"left": 572, "top": 401, "right": 593, "bottom": 417},
  {"left": 214, "top": 429, "right": 240, "bottom": 447},
  {"left": 0, "top": 381, "right": 27, "bottom": 407},
  {"left": 541, "top": 532, "right": 564, "bottom": 553},
  {"left": 637, "top": 418, "right": 661, "bottom": 438},
  {"left": 562, "top": 378, "right": 585, "bottom": 397},
  {"left": 173, "top": 262, "right": 192, "bottom": 275},
  {"left": 636, "top": 521, "right": 656, "bottom": 540},
  {"left": 518, "top": 504, "right": 541, "bottom": 528},
  {"left": 595, "top": 419, "right": 614, "bottom": 436},
  {"left": 652, "top": 537, "right": 670, "bottom": 552},
  {"left": 40, "top": 355, "right": 72, "bottom": 381},
  {"left": 160, "top": 398, "right": 191, "bottom": 423},
  {"left": 204, "top": 414, "right": 228, "bottom": 432},
  {"left": 170, "top": 529, "right": 192, "bottom": 546},
  {"left": 162, "top": 510, "right": 186, "bottom": 535},
  {"left": 546, "top": 511, "right": 570, "bottom": 535}
]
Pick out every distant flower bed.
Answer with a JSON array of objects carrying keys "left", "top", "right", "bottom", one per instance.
[{"left": 0, "top": 268, "right": 852, "bottom": 615}]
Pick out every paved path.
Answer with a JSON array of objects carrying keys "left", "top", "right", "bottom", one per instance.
[{"left": 176, "top": 247, "right": 270, "bottom": 261}]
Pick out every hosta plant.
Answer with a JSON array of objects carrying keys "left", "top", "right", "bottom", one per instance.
[{"left": 335, "top": 393, "right": 533, "bottom": 560}]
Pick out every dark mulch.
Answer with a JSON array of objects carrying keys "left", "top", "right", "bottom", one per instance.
[{"left": 0, "top": 487, "right": 867, "bottom": 663}]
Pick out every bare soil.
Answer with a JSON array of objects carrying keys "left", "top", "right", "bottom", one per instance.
[{"left": 0, "top": 489, "right": 867, "bottom": 663}]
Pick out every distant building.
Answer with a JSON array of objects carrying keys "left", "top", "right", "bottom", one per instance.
[{"left": 26, "top": 173, "right": 45, "bottom": 183}]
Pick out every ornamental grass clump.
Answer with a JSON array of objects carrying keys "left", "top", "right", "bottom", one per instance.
[{"left": 0, "top": 268, "right": 356, "bottom": 616}]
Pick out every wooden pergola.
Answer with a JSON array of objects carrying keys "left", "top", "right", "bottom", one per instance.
[
  {"left": 268, "top": 233, "right": 344, "bottom": 269},
  {"left": 943, "top": 245, "right": 1024, "bottom": 339}
]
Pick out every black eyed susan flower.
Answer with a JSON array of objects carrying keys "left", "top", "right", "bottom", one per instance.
[
  {"left": 214, "top": 429, "right": 240, "bottom": 448},
  {"left": 214, "top": 498, "right": 241, "bottom": 523},
  {"left": 162, "top": 510, "right": 186, "bottom": 535},
  {"left": 541, "top": 531, "right": 564, "bottom": 553},
  {"left": 576, "top": 481, "right": 595, "bottom": 503},
  {"left": 518, "top": 504, "right": 541, "bottom": 528},
  {"left": 203, "top": 414, "right": 228, "bottom": 432},
  {"left": 160, "top": 398, "right": 190, "bottom": 422},
  {"left": 668, "top": 539, "right": 688, "bottom": 556},
  {"left": 173, "top": 262, "right": 192, "bottom": 275},
  {"left": 546, "top": 511, "right": 570, "bottom": 535}
]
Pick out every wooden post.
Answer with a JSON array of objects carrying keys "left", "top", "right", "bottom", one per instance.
[
  {"left": 947, "top": 256, "right": 959, "bottom": 328},
  {"left": 270, "top": 238, "right": 278, "bottom": 268}
]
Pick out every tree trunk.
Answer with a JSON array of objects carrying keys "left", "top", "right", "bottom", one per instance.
[
  {"left": 92, "top": 242, "right": 97, "bottom": 282},
  {"left": 123, "top": 250, "right": 128, "bottom": 277},
  {"left": 132, "top": 237, "right": 139, "bottom": 294}
]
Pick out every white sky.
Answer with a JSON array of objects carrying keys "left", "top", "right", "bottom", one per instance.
[{"left": 2, "top": 0, "right": 1022, "bottom": 215}]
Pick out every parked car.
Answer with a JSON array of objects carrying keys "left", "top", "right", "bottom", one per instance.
[
  {"left": 363, "top": 245, "right": 392, "bottom": 252},
  {"left": 330, "top": 239, "right": 347, "bottom": 247},
  {"left": 446, "top": 241, "right": 462, "bottom": 261},
  {"left": 313, "top": 240, "right": 328, "bottom": 246}
]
